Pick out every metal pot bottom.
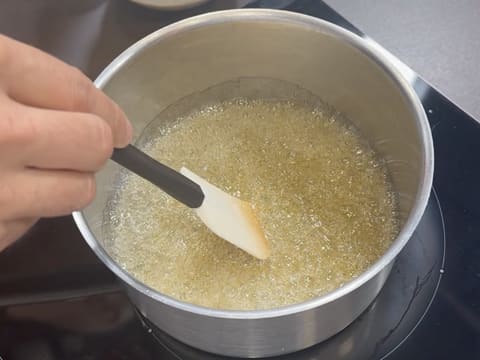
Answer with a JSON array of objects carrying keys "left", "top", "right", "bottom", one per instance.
[{"left": 137, "top": 190, "right": 445, "bottom": 359}]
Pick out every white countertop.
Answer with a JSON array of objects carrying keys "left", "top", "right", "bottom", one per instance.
[{"left": 325, "top": 0, "right": 480, "bottom": 122}]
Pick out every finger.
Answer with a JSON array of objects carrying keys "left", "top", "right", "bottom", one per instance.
[
  {"left": 0, "top": 169, "right": 96, "bottom": 220},
  {"left": 0, "top": 218, "right": 37, "bottom": 252},
  {"left": 3, "top": 102, "right": 114, "bottom": 171},
  {"left": 0, "top": 35, "right": 132, "bottom": 147}
]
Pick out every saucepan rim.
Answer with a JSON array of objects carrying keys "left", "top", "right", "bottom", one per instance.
[{"left": 73, "top": 8, "right": 434, "bottom": 320}]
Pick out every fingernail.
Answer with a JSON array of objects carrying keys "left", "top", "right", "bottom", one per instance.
[
  {"left": 124, "top": 117, "right": 133, "bottom": 144},
  {"left": 116, "top": 105, "right": 133, "bottom": 147}
]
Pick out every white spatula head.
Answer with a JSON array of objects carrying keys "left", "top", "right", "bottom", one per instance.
[{"left": 180, "top": 167, "right": 271, "bottom": 260}]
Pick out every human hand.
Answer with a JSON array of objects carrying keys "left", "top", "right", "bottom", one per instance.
[{"left": 0, "top": 35, "right": 132, "bottom": 251}]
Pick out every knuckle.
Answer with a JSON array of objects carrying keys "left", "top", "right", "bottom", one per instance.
[
  {"left": 59, "top": 174, "right": 96, "bottom": 213},
  {"left": 0, "top": 223, "right": 7, "bottom": 250},
  {"left": 0, "top": 35, "right": 11, "bottom": 69},
  {"left": 69, "top": 67, "right": 96, "bottom": 111},
  {"left": 112, "top": 103, "right": 131, "bottom": 147},
  {"left": 0, "top": 102, "right": 32, "bottom": 148},
  {"left": 92, "top": 115, "right": 114, "bottom": 168},
  {"left": 0, "top": 178, "right": 15, "bottom": 216},
  {"left": 73, "top": 174, "right": 96, "bottom": 210},
  {"left": 0, "top": 222, "right": 12, "bottom": 252},
  {"left": 0, "top": 106, "right": 15, "bottom": 147},
  {"left": 83, "top": 175, "right": 97, "bottom": 206}
]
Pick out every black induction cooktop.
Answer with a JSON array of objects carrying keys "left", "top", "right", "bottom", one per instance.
[{"left": 0, "top": 0, "right": 479, "bottom": 359}]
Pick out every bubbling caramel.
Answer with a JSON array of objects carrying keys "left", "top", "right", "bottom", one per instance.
[{"left": 106, "top": 99, "right": 398, "bottom": 310}]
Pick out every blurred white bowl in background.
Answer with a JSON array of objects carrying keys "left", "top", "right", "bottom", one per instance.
[{"left": 128, "top": 0, "right": 209, "bottom": 10}]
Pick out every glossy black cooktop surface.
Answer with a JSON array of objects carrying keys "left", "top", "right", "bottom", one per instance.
[{"left": 0, "top": 0, "right": 478, "bottom": 359}]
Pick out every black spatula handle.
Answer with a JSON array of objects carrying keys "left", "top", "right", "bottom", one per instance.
[{"left": 111, "top": 145, "right": 204, "bottom": 208}]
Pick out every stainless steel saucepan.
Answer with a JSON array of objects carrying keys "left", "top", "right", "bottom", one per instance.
[{"left": 73, "top": 9, "right": 433, "bottom": 358}]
